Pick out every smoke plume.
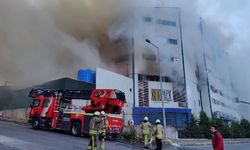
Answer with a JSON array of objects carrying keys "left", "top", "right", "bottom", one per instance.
[
  {"left": 0, "top": 0, "right": 136, "bottom": 87},
  {"left": 160, "top": 0, "right": 250, "bottom": 119}
]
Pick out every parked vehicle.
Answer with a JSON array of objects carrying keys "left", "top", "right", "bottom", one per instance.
[{"left": 28, "top": 88, "right": 126, "bottom": 137}]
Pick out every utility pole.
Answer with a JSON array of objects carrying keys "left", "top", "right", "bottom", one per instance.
[{"left": 145, "top": 38, "right": 167, "bottom": 139}]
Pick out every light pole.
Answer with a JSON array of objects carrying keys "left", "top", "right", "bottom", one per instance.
[{"left": 145, "top": 38, "right": 167, "bottom": 139}]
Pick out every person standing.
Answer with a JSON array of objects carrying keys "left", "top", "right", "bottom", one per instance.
[
  {"left": 210, "top": 125, "right": 224, "bottom": 150},
  {"left": 140, "top": 116, "right": 151, "bottom": 148},
  {"left": 87, "top": 111, "right": 102, "bottom": 150},
  {"left": 99, "top": 111, "right": 109, "bottom": 150},
  {"left": 153, "top": 119, "right": 163, "bottom": 150}
]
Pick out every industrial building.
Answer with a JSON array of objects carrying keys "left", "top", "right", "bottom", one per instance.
[
  {"left": 0, "top": 6, "right": 243, "bottom": 138},
  {"left": 91, "top": 7, "right": 242, "bottom": 128}
]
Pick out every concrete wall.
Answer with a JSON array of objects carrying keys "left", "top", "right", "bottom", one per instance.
[{"left": 0, "top": 108, "right": 30, "bottom": 123}]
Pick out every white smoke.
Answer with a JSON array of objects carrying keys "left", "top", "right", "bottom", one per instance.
[
  {"left": 158, "top": 0, "right": 250, "bottom": 119},
  {"left": 195, "top": 0, "right": 250, "bottom": 119}
]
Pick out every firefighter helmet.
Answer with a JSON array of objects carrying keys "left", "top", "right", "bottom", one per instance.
[
  {"left": 101, "top": 111, "right": 106, "bottom": 116},
  {"left": 156, "top": 119, "right": 161, "bottom": 123},
  {"left": 94, "top": 111, "right": 100, "bottom": 116},
  {"left": 144, "top": 116, "right": 149, "bottom": 121}
]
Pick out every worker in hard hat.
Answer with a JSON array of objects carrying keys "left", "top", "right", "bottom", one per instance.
[
  {"left": 99, "top": 111, "right": 109, "bottom": 150},
  {"left": 87, "top": 111, "right": 102, "bottom": 150},
  {"left": 140, "top": 116, "right": 151, "bottom": 149},
  {"left": 153, "top": 119, "right": 164, "bottom": 150}
]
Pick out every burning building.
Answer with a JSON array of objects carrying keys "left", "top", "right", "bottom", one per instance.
[
  {"left": 94, "top": 6, "right": 241, "bottom": 130},
  {"left": 0, "top": 1, "right": 243, "bottom": 138}
]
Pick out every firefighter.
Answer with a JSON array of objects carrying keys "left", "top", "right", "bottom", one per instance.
[
  {"left": 88, "top": 111, "right": 102, "bottom": 150},
  {"left": 99, "top": 111, "right": 109, "bottom": 150},
  {"left": 140, "top": 116, "right": 151, "bottom": 149},
  {"left": 153, "top": 119, "right": 163, "bottom": 150}
]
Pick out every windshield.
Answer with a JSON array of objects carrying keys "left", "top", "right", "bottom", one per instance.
[
  {"left": 42, "top": 99, "right": 51, "bottom": 108},
  {"left": 32, "top": 99, "right": 40, "bottom": 107}
]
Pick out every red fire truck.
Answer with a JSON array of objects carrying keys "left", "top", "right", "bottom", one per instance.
[{"left": 28, "top": 88, "right": 126, "bottom": 137}]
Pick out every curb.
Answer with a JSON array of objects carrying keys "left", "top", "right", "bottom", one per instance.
[{"left": 176, "top": 138, "right": 250, "bottom": 146}]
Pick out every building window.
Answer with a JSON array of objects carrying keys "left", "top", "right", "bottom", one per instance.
[
  {"left": 234, "top": 97, "right": 239, "bottom": 103},
  {"left": 166, "top": 113, "right": 176, "bottom": 127},
  {"left": 212, "top": 98, "right": 227, "bottom": 108},
  {"left": 212, "top": 98, "right": 220, "bottom": 105},
  {"left": 218, "top": 90, "right": 224, "bottom": 96},
  {"left": 143, "top": 16, "right": 152, "bottom": 23},
  {"left": 171, "top": 57, "right": 180, "bottom": 62},
  {"left": 138, "top": 74, "right": 171, "bottom": 82},
  {"left": 156, "top": 19, "right": 176, "bottom": 27},
  {"left": 138, "top": 81, "right": 149, "bottom": 107},
  {"left": 176, "top": 113, "right": 189, "bottom": 128},
  {"left": 168, "top": 39, "right": 178, "bottom": 45},
  {"left": 220, "top": 102, "right": 226, "bottom": 107},
  {"left": 142, "top": 53, "right": 157, "bottom": 61},
  {"left": 210, "top": 85, "right": 218, "bottom": 93}
]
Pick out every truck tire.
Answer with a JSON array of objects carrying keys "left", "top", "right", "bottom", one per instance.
[
  {"left": 107, "top": 133, "right": 120, "bottom": 139},
  {"left": 71, "top": 121, "right": 81, "bottom": 136},
  {"left": 112, "top": 133, "right": 120, "bottom": 139},
  {"left": 32, "top": 117, "right": 40, "bottom": 130}
]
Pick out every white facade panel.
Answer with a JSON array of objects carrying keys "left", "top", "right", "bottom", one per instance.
[
  {"left": 96, "top": 67, "right": 133, "bottom": 103},
  {"left": 186, "top": 82, "right": 202, "bottom": 118},
  {"left": 134, "top": 7, "right": 182, "bottom": 78},
  {"left": 134, "top": 74, "right": 139, "bottom": 107},
  {"left": 96, "top": 67, "right": 133, "bottom": 124}
]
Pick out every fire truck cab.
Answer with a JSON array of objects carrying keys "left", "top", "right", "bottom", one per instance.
[{"left": 28, "top": 89, "right": 125, "bottom": 137}]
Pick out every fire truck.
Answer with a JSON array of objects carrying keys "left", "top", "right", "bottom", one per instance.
[{"left": 28, "top": 88, "right": 126, "bottom": 137}]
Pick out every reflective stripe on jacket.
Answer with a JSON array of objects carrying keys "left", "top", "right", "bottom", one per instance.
[
  {"left": 99, "top": 117, "right": 109, "bottom": 133},
  {"left": 89, "top": 116, "right": 101, "bottom": 131}
]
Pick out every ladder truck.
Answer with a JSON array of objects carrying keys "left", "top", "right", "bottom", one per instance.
[{"left": 28, "top": 88, "right": 126, "bottom": 137}]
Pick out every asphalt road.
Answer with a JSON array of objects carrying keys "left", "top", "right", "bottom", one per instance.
[
  {"left": 0, "top": 120, "right": 250, "bottom": 150},
  {"left": 0, "top": 120, "right": 166, "bottom": 150},
  {"left": 185, "top": 143, "right": 250, "bottom": 150}
]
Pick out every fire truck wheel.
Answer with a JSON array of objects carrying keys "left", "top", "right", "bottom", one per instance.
[
  {"left": 71, "top": 121, "right": 81, "bottom": 136},
  {"left": 111, "top": 133, "right": 120, "bottom": 139},
  {"left": 106, "top": 133, "right": 120, "bottom": 140},
  {"left": 32, "top": 118, "right": 40, "bottom": 129}
]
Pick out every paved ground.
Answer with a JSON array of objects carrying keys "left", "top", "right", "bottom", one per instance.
[
  {"left": 0, "top": 120, "right": 167, "bottom": 150},
  {"left": 0, "top": 120, "right": 250, "bottom": 150}
]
